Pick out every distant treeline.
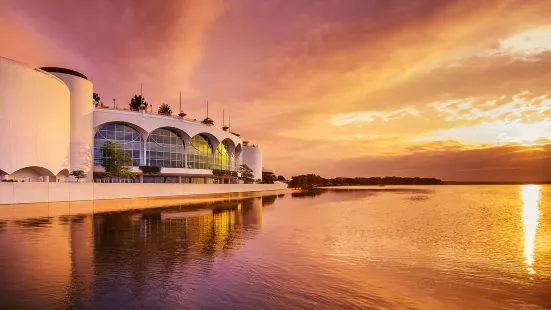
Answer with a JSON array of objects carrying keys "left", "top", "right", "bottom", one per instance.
[
  {"left": 443, "top": 181, "right": 551, "bottom": 185},
  {"left": 288, "top": 174, "right": 443, "bottom": 188}
]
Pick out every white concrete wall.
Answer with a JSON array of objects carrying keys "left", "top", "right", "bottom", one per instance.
[
  {"left": 49, "top": 72, "right": 94, "bottom": 182},
  {"left": 0, "top": 183, "right": 288, "bottom": 205},
  {"left": 242, "top": 146, "right": 263, "bottom": 180},
  {"left": 0, "top": 57, "right": 71, "bottom": 176}
]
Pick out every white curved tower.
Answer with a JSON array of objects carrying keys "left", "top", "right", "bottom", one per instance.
[
  {"left": 0, "top": 58, "right": 71, "bottom": 180},
  {"left": 242, "top": 144, "right": 263, "bottom": 181},
  {"left": 43, "top": 67, "right": 94, "bottom": 182}
]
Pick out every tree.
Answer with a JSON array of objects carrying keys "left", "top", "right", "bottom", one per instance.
[
  {"left": 99, "top": 141, "right": 136, "bottom": 182},
  {"left": 262, "top": 172, "right": 276, "bottom": 184},
  {"left": 70, "top": 170, "right": 87, "bottom": 182},
  {"left": 158, "top": 103, "right": 172, "bottom": 115},
  {"left": 289, "top": 175, "right": 307, "bottom": 188},
  {"left": 238, "top": 164, "right": 255, "bottom": 184},
  {"left": 277, "top": 175, "right": 286, "bottom": 181},
  {"left": 93, "top": 93, "right": 101, "bottom": 107},
  {"left": 129, "top": 95, "right": 148, "bottom": 111}
]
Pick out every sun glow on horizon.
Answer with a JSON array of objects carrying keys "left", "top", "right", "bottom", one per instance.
[
  {"left": 412, "top": 120, "right": 551, "bottom": 147},
  {"left": 520, "top": 184, "right": 541, "bottom": 277},
  {"left": 498, "top": 27, "right": 551, "bottom": 59}
]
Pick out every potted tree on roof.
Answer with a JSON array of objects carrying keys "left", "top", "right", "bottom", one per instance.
[
  {"left": 158, "top": 103, "right": 172, "bottom": 116},
  {"left": 93, "top": 92, "right": 100, "bottom": 107},
  {"left": 202, "top": 117, "right": 214, "bottom": 125},
  {"left": 130, "top": 95, "right": 148, "bottom": 112}
]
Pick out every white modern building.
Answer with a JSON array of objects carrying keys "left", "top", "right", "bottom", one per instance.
[{"left": 0, "top": 57, "right": 264, "bottom": 184}]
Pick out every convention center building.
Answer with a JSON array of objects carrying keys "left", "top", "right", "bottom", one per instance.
[{"left": 0, "top": 57, "right": 263, "bottom": 184}]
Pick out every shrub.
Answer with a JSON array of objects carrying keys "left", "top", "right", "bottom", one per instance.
[
  {"left": 212, "top": 169, "right": 234, "bottom": 176},
  {"left": 70, "top": 170, "right": 87, "bottom": 182},
  {"left": 139, "top": 166, "right": 162, "bottom": 174}
]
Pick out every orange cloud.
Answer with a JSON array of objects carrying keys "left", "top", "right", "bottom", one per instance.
[{"left": 3, "top": 0, "right": 551, "bottom": 180}]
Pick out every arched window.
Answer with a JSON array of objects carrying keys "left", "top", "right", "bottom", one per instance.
[
  {"left": 147, "top": 128, "right": 185, "bottom": 168},
  {"left": 94, "top": 123, "right": 143, "bottom": 166},
  {"left": 215, "top": 140, "right": 235, "bottom": 171},
  {"left": 189, "top": 134, "right": 213, "bottom": 169}
]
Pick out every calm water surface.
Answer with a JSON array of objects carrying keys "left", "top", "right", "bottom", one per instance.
[{"left": 0, "top": 185, "right": 550, "bottom": 309}]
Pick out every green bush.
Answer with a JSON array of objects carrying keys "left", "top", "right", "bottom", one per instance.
[{"left": 139, "top": 166, "right": 162, "bottom": 174}]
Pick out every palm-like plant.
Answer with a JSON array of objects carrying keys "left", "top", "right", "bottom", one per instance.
[{"left": 158, "top": 103, "right": 172, "bottom": 115}]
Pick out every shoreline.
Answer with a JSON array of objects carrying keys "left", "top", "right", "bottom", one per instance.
[
  {"left": 0, "top": 188, "right": 290, "bottom": 221},
  {"left": 0, "top": 183, "right": 288, "bottom": 205}
]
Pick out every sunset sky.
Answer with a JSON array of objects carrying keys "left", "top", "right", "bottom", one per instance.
[{"left": 2, "top": 0, "right": 551, "bottom": 181}]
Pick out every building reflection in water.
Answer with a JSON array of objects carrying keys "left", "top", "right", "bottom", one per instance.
[
  {"left": 90, "top": 197, "right": 263, "bottom": 307},
  {"left": 0, "top": 196, "right": 266, "bottom": 309},
  {"left": 520, "top": 185, "right": 541, "bottom": 277}
]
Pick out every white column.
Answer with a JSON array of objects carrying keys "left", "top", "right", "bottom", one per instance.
[
  {"left": 43, "top": 175, "right": 50, "bottom": 182},
  {"left": 138, "top": 174, "right": 144, "bottom": 183},
  {"left": 178, "top": 175, "right": 182, "bottom": 183},
  {"left": 143, "top": 140, "right": 147, "bottom": 166},
  {"left": 184, "top": 150, "right": 188, "bottom": 168},
  {"left": 203, "top": 177, "right": 208, "bottom": 184}
]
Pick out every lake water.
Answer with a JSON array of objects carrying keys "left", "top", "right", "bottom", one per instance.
[{"left": 0, "top": 185, "right": 550, "bottom": 309}]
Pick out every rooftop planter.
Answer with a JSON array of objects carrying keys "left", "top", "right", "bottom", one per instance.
[
  {"left": 231, "top": 132, "right": 240, "bottom": 137},
  {"left": 178, "top": 111, "right": 187, "bottom": 118},
  {"left": 222, "top": 126, "right": 229, "bottom": 131},
  {"left": 202, "top": 117, "right": 214, "bottom": 125},
  {"left": 139, "top": 166, "right": 162, "bottom": 174}
]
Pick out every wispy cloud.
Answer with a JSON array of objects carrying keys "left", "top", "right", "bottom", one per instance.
[
  {"left": 431, "top": 92, "right": 551, "bottom": 123},
  {"left": 330, "top": 108, "right": 420, "bottom": 126},
  {"left": 486, "top": 27, "right": 551, "bottom": 60}
]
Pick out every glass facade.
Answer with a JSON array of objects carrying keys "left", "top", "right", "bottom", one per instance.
[
  {"left": 189, "top": 134, "right": 213, "bottom": 169},
  {"left": 94, "top": 123, "right": 143, "bottom": 166},
  {"left": 190, "top": 178, "right": 215, "bottom": 184},
  {"left": 93, "top": 123, "right": 239, "bottom": 175},
  {"left": 227, "top": 140, "right": 236, "bottom": 171},
  {"left": 147, "top": 128, "right": 185, "bottom": 168},
  {"left": 215, "top": 140, "right": 235, "bottom": 170}
]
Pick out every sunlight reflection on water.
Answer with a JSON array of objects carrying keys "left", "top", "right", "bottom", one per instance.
[{"left": 521, "top": 185, "right": 541, "bottom": 276}]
